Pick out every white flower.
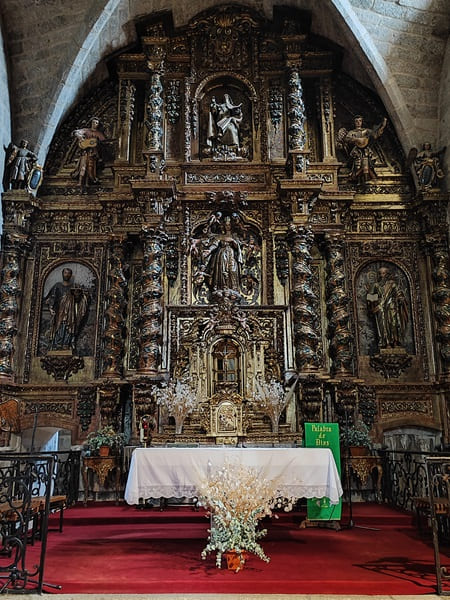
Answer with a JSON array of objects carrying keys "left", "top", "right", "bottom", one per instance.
[
  {"left": 152, "top": 377, "right": 198, "bottom": 420},
  {"left": 197, "top": 461, "right": 295, "bottom": 568},
  {"left": 253, "top": 378, "right": 289, "bottom": 425}
]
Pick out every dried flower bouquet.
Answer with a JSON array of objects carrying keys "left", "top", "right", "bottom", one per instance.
[
  {"left": 198, "top": 461, "right": 294, "bottom": 569},
  {"left": 152, "top": 377, "right": 198, "bottom": 434},
  {"left": 254, "top": 378, "right": 289, "bottom": 433}
]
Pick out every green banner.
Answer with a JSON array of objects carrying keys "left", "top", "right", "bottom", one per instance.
[{"left": 304, "top": 422, "right": 342, "bottom": 521}]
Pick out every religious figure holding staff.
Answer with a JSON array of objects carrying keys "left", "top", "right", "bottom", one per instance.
[
  {"left": 44, "top": 267, "right": 89, "bottom": 352},
  {"left": 3, "top": 139, "right": 37, "bottom": 190},
  {"left": 366, "top": 266, "right": 408, "bottom": 350}
]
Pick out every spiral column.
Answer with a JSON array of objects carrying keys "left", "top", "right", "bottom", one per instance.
[{"left": 137, "top": 227, "right": 168, "bottom": 374}]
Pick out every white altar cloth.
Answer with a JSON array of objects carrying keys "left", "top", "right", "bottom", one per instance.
[{"left": 124, "top": 447, "right": 343, "bottom": 505}]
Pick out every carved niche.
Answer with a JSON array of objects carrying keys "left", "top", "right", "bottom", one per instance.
[
  {"left": 196, "top": 76, "right": 255, "bottom": 161},
  {"left": 356, "top": 261, "right": 414, "bottom": 378},
  {"left": 38, "top": 262, "right": 97, "bottom": 357},
  {"left": 190, "top": 208, "right": 262, "bottom": 305}
]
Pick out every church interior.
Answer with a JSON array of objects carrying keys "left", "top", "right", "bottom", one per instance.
[{"left": 0, "top": 0, "right": 449, "bottom": 595}]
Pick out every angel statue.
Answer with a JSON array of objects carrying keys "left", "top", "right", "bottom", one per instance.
[
  {"left": 407, "top": 142, "right": 446, "bottom": 189},
  {"left": 72, "top": 117, "right": 106, "bottom": 186},
  {"left": 337, "top": 115, "right": 387, "bottom": 183}
]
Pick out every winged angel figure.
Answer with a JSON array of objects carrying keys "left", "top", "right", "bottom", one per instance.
[
  {"left": 336, "top": 115, "right": 387, "bottom": 183},
  {"left": 406, "top": 142, "right": 446, "bottom": 189}
]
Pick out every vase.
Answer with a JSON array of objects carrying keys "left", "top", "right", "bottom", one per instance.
[
  {"left": 99, "top": 445, "right": 110, "bottom": 457},
  {"left": 349, "top": 445, "right": 370, "bottom": 457},
  {"left": 224, "top": 550, "right": 249, "bottom": 572},
  {"left": 271, "top": 417, "right": 280, "bottom": 434},
  {"left": 174, "top": 417, "right": 184, "bottom": 435}
]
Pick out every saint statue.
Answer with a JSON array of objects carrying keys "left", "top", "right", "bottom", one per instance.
[
  {"left": 44, "top": 268, "right": 89, "bottom": 352},
  {"left": 190, "top": 211, "right": 262, "bottom": 304},
  {"left": 207, "top": 94, "right": 243, "bottom": 156},
  {"left": 205, "top": 216, "right": 243, "bottom": 294},
  {"left": 407, "top": 142, "right": 446, "bottom": 189},
  {"left": 366, "top": 266, "right": 408, "bottom": 350},
  {"left": 3, "top": 139, "right": 37, "bottom": 190}
]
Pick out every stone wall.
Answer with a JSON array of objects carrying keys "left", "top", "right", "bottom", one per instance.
[
  {"left": 349, "top": 0, "right": 450, "bottom": 146},
  {"left": 0, "top": 14, "right": 11, "bottom": 232},
  {"left": 439, "top": 36, "right": 450, "bottom": 185}
]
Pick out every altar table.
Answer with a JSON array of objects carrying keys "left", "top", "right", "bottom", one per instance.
[{"left": 124, "top": 447, "right": 343, "bottom": 505}]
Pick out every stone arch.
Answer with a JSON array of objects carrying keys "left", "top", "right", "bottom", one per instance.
[
  {"left": 35, "top": 0, "right": 126, "bottom": 164},
  {"left": 326, "top": 0, "right": 414, "bottom": 150},
  {"left": 0, "top": 13, "right": 11, "bottom": 209}
]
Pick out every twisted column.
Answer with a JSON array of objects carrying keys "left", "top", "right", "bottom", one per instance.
[
  {"left": 137, "top": 227, "right": 167, "bottom": 374},
  {"left": 323, "top": 234, "right": 353, "bottom": 375},
  {"left": 287, "top": 68, "right": 307, "bottom": 176},
  {"left": 144, "top": 43, "right": 166, "bottom": 178},
  {"left": 0, "top": 234, "right": 22, "bottom": 378},
  {"left": 289, "top": 225, "right": 321, "bottom": 370},
  {"left": 429, "top": 237, "right": 450, "bottom": 370},
  {"left": 102, "top": 238, "right": 128, "bottom": 377}
]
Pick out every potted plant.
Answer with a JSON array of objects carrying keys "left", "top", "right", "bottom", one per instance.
[
  {"left": 85, "top": 426, "right": 125, "bottom": 457},
  {"left": 198, "top": 461, "right": 293, "bottom": 571},
  {"left": 340, "top": 418, "right": 372, "bottom": 456}
]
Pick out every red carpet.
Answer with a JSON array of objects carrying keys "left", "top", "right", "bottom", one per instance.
[{"left": 28, "top": 502, "right": 449, "bottom": 595}]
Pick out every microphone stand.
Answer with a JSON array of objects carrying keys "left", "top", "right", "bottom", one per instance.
[{"left": 30, "top": 406, "right": 39, "bottom": 452}]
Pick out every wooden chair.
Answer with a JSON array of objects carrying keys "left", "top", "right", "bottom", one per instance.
[
  {"left": 33, "top": 494, "right": 67, "bottom": 539},
  {"left": 413, "top": 496, "right": 450, "bottom": 532}
]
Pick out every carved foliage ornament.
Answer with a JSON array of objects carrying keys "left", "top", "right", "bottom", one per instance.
[
  {"left": 192, "top": 8, "right": 258, "bottom": 72},
  {"left": 40, "top": 354, "right": 84, "bottom": 381},
  {"left": 369, "top": 351, "right": 413, "bottom": 379}
]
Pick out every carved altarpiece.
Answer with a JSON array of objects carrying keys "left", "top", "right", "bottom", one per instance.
[{"left": 0, "top": 5, "right": 449, "bottom": 455}]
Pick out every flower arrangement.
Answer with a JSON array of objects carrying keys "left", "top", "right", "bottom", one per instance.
[
  {"left": 340, "top": 418, "right": 372, "bottom": 448},
  {"left": 253, "top": 378, "right": 289, "bottom": 433},
  {"left": 152, "top": 377, "right": 198, "bottom": 434},
  {"left": 198, "top": 461, "right": 294, "bottom": 570},
  {"left": 85, "top": 426, "right": 125, "bottom": 456}
]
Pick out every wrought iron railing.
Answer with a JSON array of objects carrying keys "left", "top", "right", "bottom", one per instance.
[
  {"left": 0, "top": 450, "right": 81, "bottom": 593},
  {"left": 424, "top": 456, "right": 450, "bottom": 595},
  {"left": 0, "top": 453, "right": 54, "bottom": 593},
  {"left": 378, "top": 449, "right": 433, "bottom": 511},
  {"left": 5, "top": 450, "right": 81, "bottom": 507},
  {"left": 42, "top": 450, "right": 81, "bottom": 506}
]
